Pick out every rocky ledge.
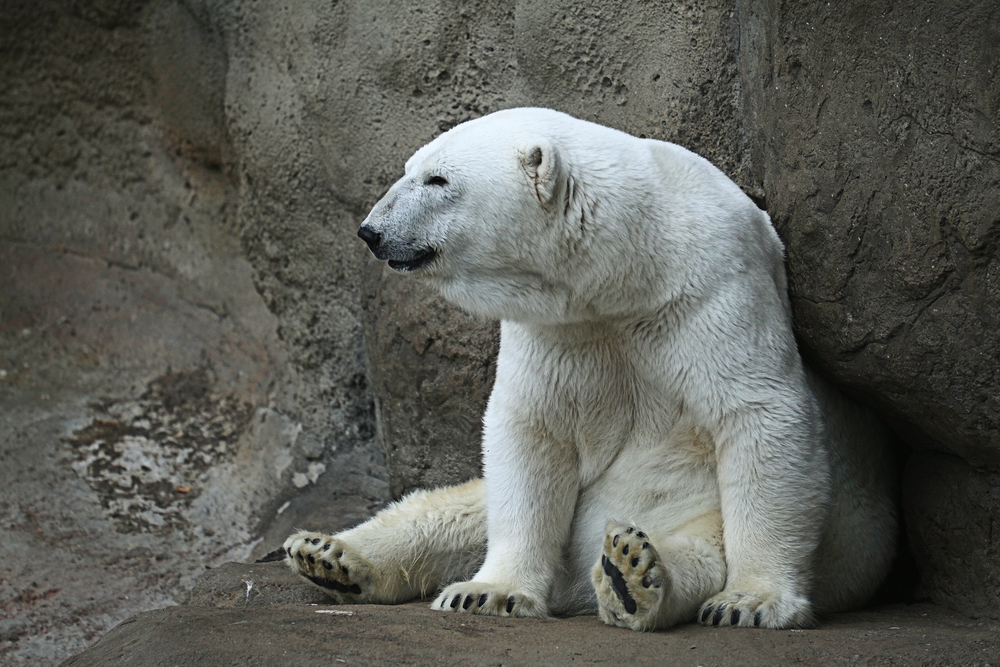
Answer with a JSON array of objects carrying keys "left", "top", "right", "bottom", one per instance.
[{"left": 62, "top": 561, "right": 1000, "bottom": 667}]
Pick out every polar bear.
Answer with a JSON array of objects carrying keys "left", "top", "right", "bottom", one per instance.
[{"left": 284, "top": 108, "right": 899, "bottom": 630}]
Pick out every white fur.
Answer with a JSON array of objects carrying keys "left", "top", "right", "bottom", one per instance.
[{"left": 285, "top": 108, "right": 898, "bottom": 630}]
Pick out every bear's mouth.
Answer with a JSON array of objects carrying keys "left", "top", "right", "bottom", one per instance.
[{"left": 387, "top": 247, "right": 437, "bottom": 272}]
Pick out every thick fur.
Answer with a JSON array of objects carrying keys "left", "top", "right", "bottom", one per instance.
[{"left": 285, "top": 108, "right": 898, "bottom": 630}]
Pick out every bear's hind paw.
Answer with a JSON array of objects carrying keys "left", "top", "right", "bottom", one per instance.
[
  {"left": 592, "top": 523, "right": 671, "bottom": 632},
  {"left": 283, "top": 530, "right": 372, "bottom": 603}
]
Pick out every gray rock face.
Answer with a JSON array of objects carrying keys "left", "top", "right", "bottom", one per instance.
[
  {"left": 737, "top": 0, "right": 1000, "bottom": 467},
  {"left": 363, "top": 269, "right": 497, "bottom": 498},
  {"left": 904, "top": 452, "right": 1000, "bottom": 618}
]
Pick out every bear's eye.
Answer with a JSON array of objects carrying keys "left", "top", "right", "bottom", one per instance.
[{"left": 425, "top": 175, "right": 448, "bottom": 187}]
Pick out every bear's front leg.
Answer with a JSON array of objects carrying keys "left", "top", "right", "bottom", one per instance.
[
  {"left": 701, "top": 390, "right": 831, "bottom": 629},
  {"left": 432, "top": 399, "right": 579, "bottom": 619}
]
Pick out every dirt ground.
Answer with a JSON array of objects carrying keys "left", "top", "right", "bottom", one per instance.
[{"left": 61, "top": 561, "right": 1000, "bottom": 667}]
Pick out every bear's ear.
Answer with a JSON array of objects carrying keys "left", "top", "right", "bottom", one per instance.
[{"left": 519, "top": 140, "right": 560, "bottom": 207}]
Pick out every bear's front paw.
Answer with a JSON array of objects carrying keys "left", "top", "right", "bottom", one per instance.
[
  {"left": 698, "top": 589, "right": 814, "bottom": 629},
  {"left": 431, "top": 582, "right": 547, "bottom": 618},
  {"left": 283, "top": 530, "right": 373, "bottom": 603},
  {"left": 592, "top": 523, "right": 672, "bottom": 632}
]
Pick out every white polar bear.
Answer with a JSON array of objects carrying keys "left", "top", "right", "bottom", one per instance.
[{"left": 284, "top": 108, "right": 899, "bottom": 630}]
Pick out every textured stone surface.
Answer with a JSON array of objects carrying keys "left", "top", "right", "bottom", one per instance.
[
  {"left": 903, "top": 452, "right": 1000, "bottom": 619},
  {"left": 737, "top": 0, "right": 1000, "bottom": 466},
  {"left": 62, "top": 562, "right": 1000, "bottom": 667},
  {"left": 736, "top": 0, "right": 1000, "bottom": 617},
  {"left": 363, "top": 268, "right": 497, "bottom": 497}
]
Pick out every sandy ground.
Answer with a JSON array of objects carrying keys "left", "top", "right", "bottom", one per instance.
[{"left": 61, "top": 561, "right": 1000, "bottom": 667}]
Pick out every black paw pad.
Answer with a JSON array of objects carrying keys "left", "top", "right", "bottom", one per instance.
[
  {"left": 307, "top": 555, "right": 315, "bottom": 564},
  {"left": 631, "top": 557, "right": 639, "bottom": 567},
  {"left": 602, "top": 553, "right": 638, "bottom": 615},
  {"left": 322, "top": 543, "right": 331, "bottom": 551},
  {"left": 641, "top": 575, "right": 653, "bottom": 588},
  {"left": 310, "top": 538, "right": 321, "bottom": 545},
  {"left": 622, "top": 544, "right": 629, "bottom": 556},
  {"left": 322, "top": 561, "right": 332, "bottom": 570}
]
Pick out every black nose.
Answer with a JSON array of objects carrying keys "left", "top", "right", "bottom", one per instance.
[{"left": 357, "top": 226, "right": 381, "bottom": 253}]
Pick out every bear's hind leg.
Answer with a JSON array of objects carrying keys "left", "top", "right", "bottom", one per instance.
[
  {"left": 285, "top": 478, "right": 487, "bottom": 604},
  {"left": 592, "top": 512, "right": 725, "bottom": 631}
]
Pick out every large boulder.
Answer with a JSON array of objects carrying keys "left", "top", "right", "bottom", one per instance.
[{"left": 736, "top": 0, "right": 1000, "bottom": 614}]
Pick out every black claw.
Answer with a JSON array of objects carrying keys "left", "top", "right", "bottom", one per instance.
[
  {"left": 286, "top": 547, "right": 292, "bottom": 557},
  {"left": 450, "top": 594, "right": 461, "bottom": 608},
  {"left": 754, "top": 611, "right": 762, "bottom": 627},
  {"left": 701, "top": 606, "right": 713, "bottom": 623},
  {"left": 731, "top": 609, "right": 741, "bottom": 625},
  {"left": 642, "top": 542, "right": 649, "bottom": 549},
  {"left": 635, "top": 531, "right": 646, "bottom": 539},
  {"left": 463, "top": 595, "right": 473, "bottom": 610},
  {"left": 613, "top": 535, "right": 620, "bottom": 547},
  {"left": 601, "top": 554, "right": 608, "bottom": 567},
  {"left": 478, "top": 593, "right": 488, "bottom": 607},
  {"left": 713, "top": 606, "right": 725, "bottom": 626},
  {"left": 622, "top": 544, "right": 629, "bottom": 556},
  {"left": 631, "top": 557, "right": 639, "bottom": 567},
  {"left": 626, "top": 527, "right": 634, "bottom": 534},
  {"left": 334, "top": 551, "right": 343, "bottom": 559},
  {"left": 341, "top": 566, "right": 349, "bottom": 577},
  {"left": 295, "top": 552, "right": 304, "bottom": 560},
  {"left": 322, "top": 561, "right": 332, "bottom": 570},
  {"left": 311, "top": 538, "right": 321, "bottom": 545},
  {"left": 641, "top": 575, "right": 653, "bottom": 588},
  {"left": 506, "top": 596, "right": 515, "bottom": 613},
  {"left": 307, "top": 555, "right": 315, "bottom": 564}
]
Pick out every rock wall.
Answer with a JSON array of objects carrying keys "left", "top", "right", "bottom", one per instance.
[
  {"left": 1, "top": 0, "right": 998, "bottom": 662},
  {"left": 735, "top": 0, "right": 1000, "bottom": 617}
]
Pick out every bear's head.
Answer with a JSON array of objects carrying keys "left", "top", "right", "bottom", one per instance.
[{"left": 358, "top": 108, "right": 633, "bottom": 324}]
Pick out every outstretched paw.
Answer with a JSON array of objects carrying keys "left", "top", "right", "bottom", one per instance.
[
  {"left": 283, "top": 530, "right": 372, "bottom": 603},
  {"left": 592, "top": 523, "right": 671, "bottom": 632},
  {"left": 697, "top": 589, "right": 814, "bottom": 629},
  {"left": 432, "top": 581, "right": 547, "bottom": 618}
]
